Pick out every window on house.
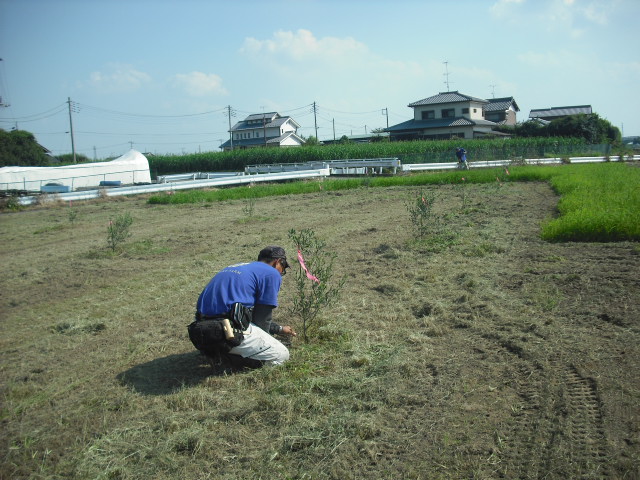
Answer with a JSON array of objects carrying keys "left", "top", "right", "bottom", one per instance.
[
  {"left": 441, "top": 108, "right": 455, "bottom": 118},
  {"left": 421, "top": 110, "right": 435, "bottom": 120},
  {"left": 462, "top": 108, "right": 469, "bottom": 114}
]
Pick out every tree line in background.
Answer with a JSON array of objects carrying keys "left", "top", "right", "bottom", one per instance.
[
  {"left": 0, "top": 129, "right": 51, "bottom": 167},
  {"left": 0, "top": 129, "right": 91, "bottom": 167},
  {"left": 495, "top": 113, "right": 621, "bottom": 144},
  {"left": 0, "top": 113, "right": 624, "bottom": 168}
]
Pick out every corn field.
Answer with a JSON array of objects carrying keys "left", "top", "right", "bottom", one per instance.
[{"left": 147, "top": 137, "right": 603, "bottom": 176}]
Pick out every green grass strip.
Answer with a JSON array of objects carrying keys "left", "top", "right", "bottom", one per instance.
[
  {"left": 540, "top": 163, "right": 640, "bottom": 242},
  {"left": 147, "top": 163, "right": 640, "bottom": 242}
]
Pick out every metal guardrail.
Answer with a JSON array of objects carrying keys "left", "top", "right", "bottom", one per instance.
[
  {"left": 401, "top": 155, "right": 640, "bottom": 172},
  {"left": 16, "top": 168, "right": 331, "bottom": 206},
  {"left": 156, "top": 172, "right": 244, "bottom": 183},
  {"left": 245, "top": 158, "right": 400, "bottom": 174}
]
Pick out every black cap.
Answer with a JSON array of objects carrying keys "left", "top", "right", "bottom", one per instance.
[{"left": 258, "top": 246, "right": 290, "bottom": 269}]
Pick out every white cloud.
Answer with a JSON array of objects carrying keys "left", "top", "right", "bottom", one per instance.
[
  {"left": 240, "top": 29, "right": 427, "bottom": 93},
  {"left": 172, "top": 71, "right": 228, "bottom": 96},
  {"left": 490, "top": 0, "right": 525, "bottom": 18},
  {"left": 88, "top": 63, "right": 151, "bottom": 92},
  {"left": 241, "top": 29, "right": 368, "bottom": 63},
  {"left": 517, "top": 49, "right": 583, "bottom": 68},
  {"left": 491, "top": 0, "right": 619, "bottom": 35}
]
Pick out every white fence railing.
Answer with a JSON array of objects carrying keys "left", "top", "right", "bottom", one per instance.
[
  {"left": 11, "top": 155, "right": 640, "bottom": 206},
  {"left": 16, "top": 168, "right": 331, "bottom": 206},
  {"left": 245, "top": 158, "right": 401, "bottom": 175},
  {"left": 401, "top": 155, "right": 639, "bottom": 172}
]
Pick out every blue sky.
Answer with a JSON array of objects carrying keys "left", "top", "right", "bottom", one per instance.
[{"left": 0, "top": 0, "right": 638, "bottom": 158}]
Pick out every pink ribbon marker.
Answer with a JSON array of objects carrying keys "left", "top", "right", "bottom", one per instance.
[{"left": 297, "top": 249, "right": 320, "bottom": 284}]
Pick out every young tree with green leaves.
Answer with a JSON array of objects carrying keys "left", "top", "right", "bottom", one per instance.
[{"left": 287, "top": 228, "right": 345, "bottom": 342}]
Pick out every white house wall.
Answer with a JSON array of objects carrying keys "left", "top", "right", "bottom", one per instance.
[
  {"left": 413, "top": 126, "right": 474, "bottom": 138},
  {"left": 413, "top": 101, "right": 486, "bottom": 121},
  {"left": 280, "top": 136, "right": 302, "bottom": 146}
]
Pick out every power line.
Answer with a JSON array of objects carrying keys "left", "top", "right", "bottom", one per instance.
[
  {"left": 0, "top": 103, "right": 67, "bottom": 123},
  {"left": 319, "top": 106, "right": 382, "bottom": 115},
  {"left": 75, "top": 102, "right": 227, "bottom": 118}
]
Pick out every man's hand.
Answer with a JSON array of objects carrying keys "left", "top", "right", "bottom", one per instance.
[{"left": 281, "top": 326, "right": 297, "bottom": 337}]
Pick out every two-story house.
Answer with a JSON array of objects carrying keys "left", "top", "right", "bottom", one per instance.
[
  {"left": 220, "top": 112, "right": 305, "bottom": 151},
  {"left": 385, "top": 91, "right": 515, "bottom": 140}
]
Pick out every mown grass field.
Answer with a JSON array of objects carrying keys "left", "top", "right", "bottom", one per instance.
[
  {"left": 150, "top": 163, "right": 640, "bottom": 243},
  {"left": 1, "top": 162, "right": 639, "bottom": 479}
]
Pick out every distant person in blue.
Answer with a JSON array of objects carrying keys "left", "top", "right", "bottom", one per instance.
[
  {"left": 193, "top": 246, "right": 297, "bottom": 367},
  {"left": 456, "top": 147, "right": 469, "bottom": 170}
]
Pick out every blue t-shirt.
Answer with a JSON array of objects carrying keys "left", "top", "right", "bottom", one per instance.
[{"left": 196, "top": 261, "right": 282, "bottom": 316}]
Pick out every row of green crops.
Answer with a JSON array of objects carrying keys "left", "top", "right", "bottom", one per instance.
[
  {"left": 540, "top": 163, "right": 640, "bottom": 242},
  {"left": 147, "top": 137, "right": 605, "bottom": 176},
  {"left": 148, "top": 163, "right": 640, "bottom": 243}
]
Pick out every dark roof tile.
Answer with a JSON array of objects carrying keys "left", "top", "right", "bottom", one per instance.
[{"left": 409, "top": 91, "right": 488, "bottom": 107}]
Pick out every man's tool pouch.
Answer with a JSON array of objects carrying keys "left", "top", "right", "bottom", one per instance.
[{"left": 187, "top": 303, "right": 253, "bottom": 354}]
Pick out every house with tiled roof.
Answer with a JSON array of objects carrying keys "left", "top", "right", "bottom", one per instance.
[
  {"left": 220, "top": 112, "right": 304, "bottom": 151},
  {"left": 484, "top": 97, "right": 520, "bottom": 125},
  {"left": 528, "top": 105, "right": 592, "bottom": 123},
  {"left": 385, "top": 91, "right": 515, "bottom": 141}
]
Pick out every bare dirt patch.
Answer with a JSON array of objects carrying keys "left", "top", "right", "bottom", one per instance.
[{"left": 1, "top": 182, "right": 638, "bottom": 479}]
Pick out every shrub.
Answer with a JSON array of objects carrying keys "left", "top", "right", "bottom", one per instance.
[
  {"left": 405, "top": 189, "right": 437, "bottom": 238},
  {"left": 287, "top": 228, "right": 345, "bottom": 342},
  {"left": 107, "top": 212, "right": 133, "bottom": 252}
]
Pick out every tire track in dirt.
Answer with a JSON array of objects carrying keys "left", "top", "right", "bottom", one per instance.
[
  {"left": 552, "top": 364, "right": 610, "bottom": 478},
  {"left": 452, "top": 320, "right": 611, "bottom": 478}
]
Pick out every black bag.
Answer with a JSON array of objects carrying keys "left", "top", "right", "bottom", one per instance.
[
  {"left": 188, "top": 303, "right": 252, "bottom": 354},
  {"left": 187, "top": 319, "right": 243, "bottom": 355},
  {"left": 229, "top": 302, "right": 252, "bottom": 331}
]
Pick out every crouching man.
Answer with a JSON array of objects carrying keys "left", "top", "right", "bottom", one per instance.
[{"left": 188, "top": 246, "right": 297, "bottom": 368}]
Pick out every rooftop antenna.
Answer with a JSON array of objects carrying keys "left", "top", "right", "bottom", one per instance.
[
  {"left": 443, "top": 61, "right": 452, "bottom": 92},
  {"left": 489, "top": 84, "right": 496, "bottom": 98}
]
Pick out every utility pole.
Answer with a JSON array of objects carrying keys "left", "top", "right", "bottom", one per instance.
[
  {"left": 262, "top": 109, "right": 267, "bottom": 147},
  {"left": 489, "top": 85, "right": 496, "bottom": 98},
  {"left": 67, "top": 97, "right": 77, "bottom": 163},
  {"left": 312, "top": 101, "right": 318, "bottom": 139},
  {"left": 382, "top": 108, "right": 389, "bottom": 129},
  {"left": 0, "top": 59, "right": 10, "bottom": 108},
  {"left": 226, "top": 105, "right": 234, "bottom": 150},
  {"left": 332, "top": 118, "right": 336, "bottom": 141}
]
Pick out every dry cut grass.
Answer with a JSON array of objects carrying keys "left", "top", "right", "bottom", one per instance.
[{"left": 1, "top": 182, "right": 639, "bottom": 479}]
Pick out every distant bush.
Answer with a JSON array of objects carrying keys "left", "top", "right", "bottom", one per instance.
[
  {"left": 56, "top": 153, "right": 92, "bottom": 165},
  {"left": 0, "top": 129, "right": 50, "bottom": 166}
]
